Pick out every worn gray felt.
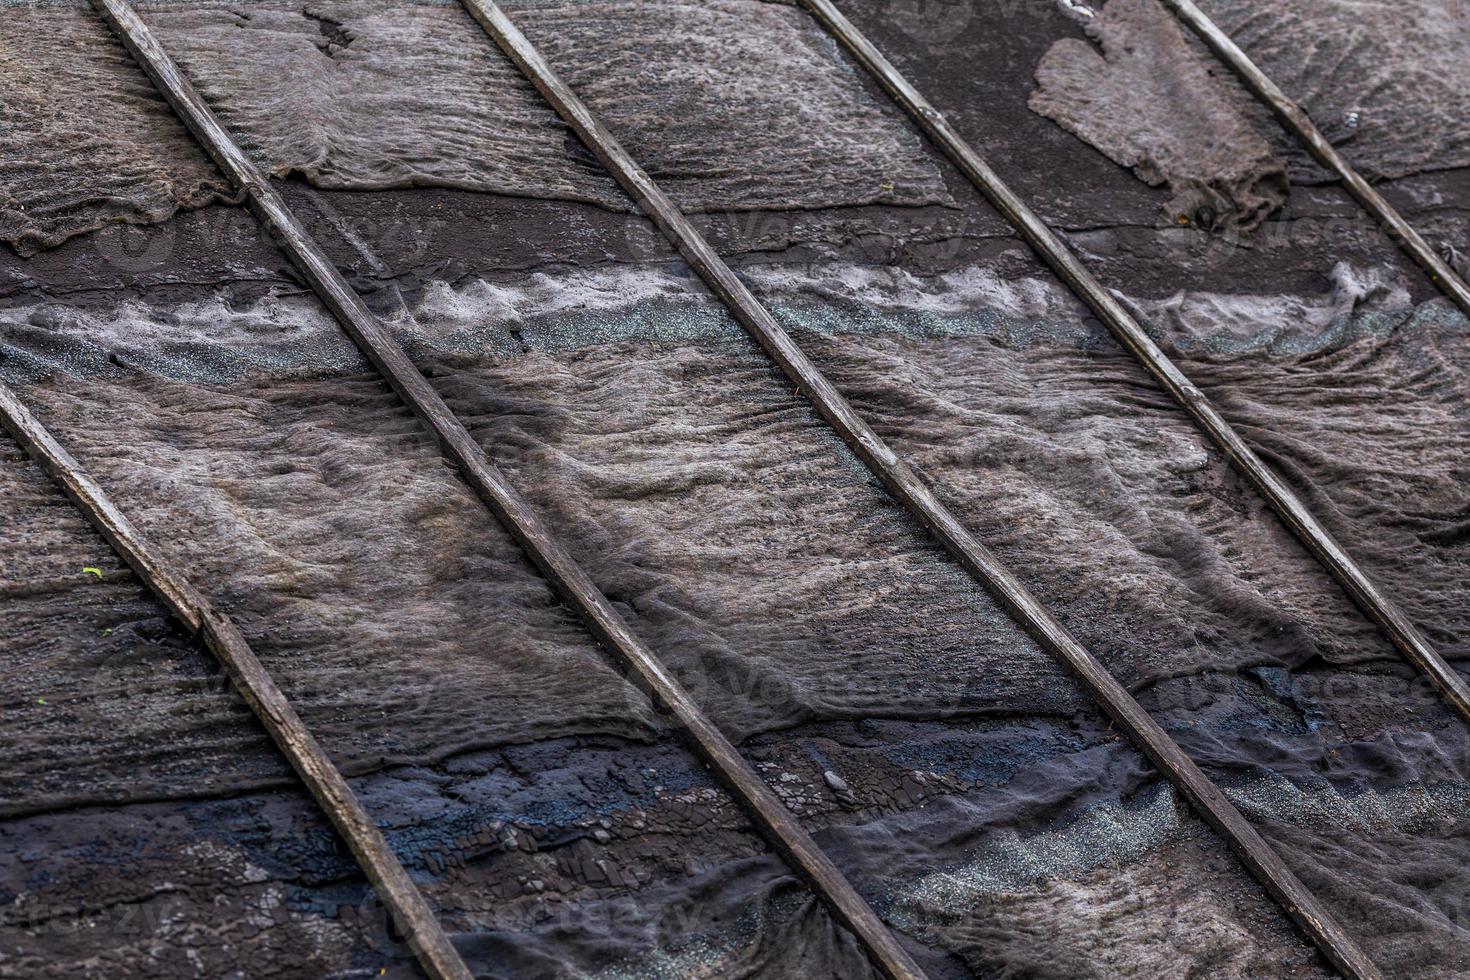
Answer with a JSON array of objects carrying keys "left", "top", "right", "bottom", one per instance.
[{"left": 4, "top": 0, "right": 1470, "bottom": 976}]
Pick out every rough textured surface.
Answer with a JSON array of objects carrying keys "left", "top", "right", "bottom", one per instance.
[
  {"left": 428, "top": 344, "right": 1084, "bottom": 737},
  {"left": 13, "top": 262, "right": 1447, "bottom": 718},
  {"left": 10, "top": 257, "right": 1470, "bottom": 972},
  {"left": 0, "top": 437, "right": 288, "bottom": 812},
  {"left": 417, "top": 269, "right": 1470, "bottom": 974},
  {"left": 0, "top": 791, "right": 391, "bottom": 979},
  {"left": 750, "top": 262, "right": 1470, "bottom": 672},
  {"left": 1200, "top": 0, "right": 1470, "bottom": 180},
  {"left": 816, "top": 0, "right": 1470, "bottom": 675},
  {"left": 0, "top": 5, "right": 235, "bottom": 255},
  {"left": 1031, "top": 0, "right": 1470, "bottom": 224},
  {"left": 879, "top": 794, "right": 1328, "bottom": 979},
  {"left": 0, "top": 0, "right": 950, "bottom": 252},
  {"left": 6, "top": 366, "right": 656, "bottom": 802},
  {"left": 806, "top": 0, "right": 1436, "bottom": 304},
  {"left": 1129, "top": 277, "right": 1470, "bottom": 664},
  {"left": 132, "top": 0, "right": 950, "bottom": 213},
  {"left": 7, "top": 0, "right": 1470, "bottom": 975},
  {"left": 1031, "top": 0, "right": 1288, "bottom": 231},
  {"left": 0, "top": 281, "right": 1082, "bottom": 753}
]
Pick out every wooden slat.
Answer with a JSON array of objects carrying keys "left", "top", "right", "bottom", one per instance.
[
  {"left": 456, "top": 1, "right": 1384, "bottom": 977},
  {"left": 0, "top": 382, "right": 473, "bottom": 980},
  {"left": 85, "top": 2, "right": 926, "bottom": 978},
  {"left": 1158, "top": 0, "right": 1470, "bottom": 317},
  {"left": 794, "top": 0, "right": 1470, "bottom": 733}
]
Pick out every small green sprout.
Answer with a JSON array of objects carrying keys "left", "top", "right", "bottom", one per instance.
[{"left": 82, "top": 567, "right": 103, "bottom": 579}]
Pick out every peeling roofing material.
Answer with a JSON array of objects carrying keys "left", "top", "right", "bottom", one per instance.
[
  {"left": 1031, "top": 0, "right": 1288, "bottom": 231},
  {"left": 2, "top": 0, "right": 1470, "bottom": 976}
]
